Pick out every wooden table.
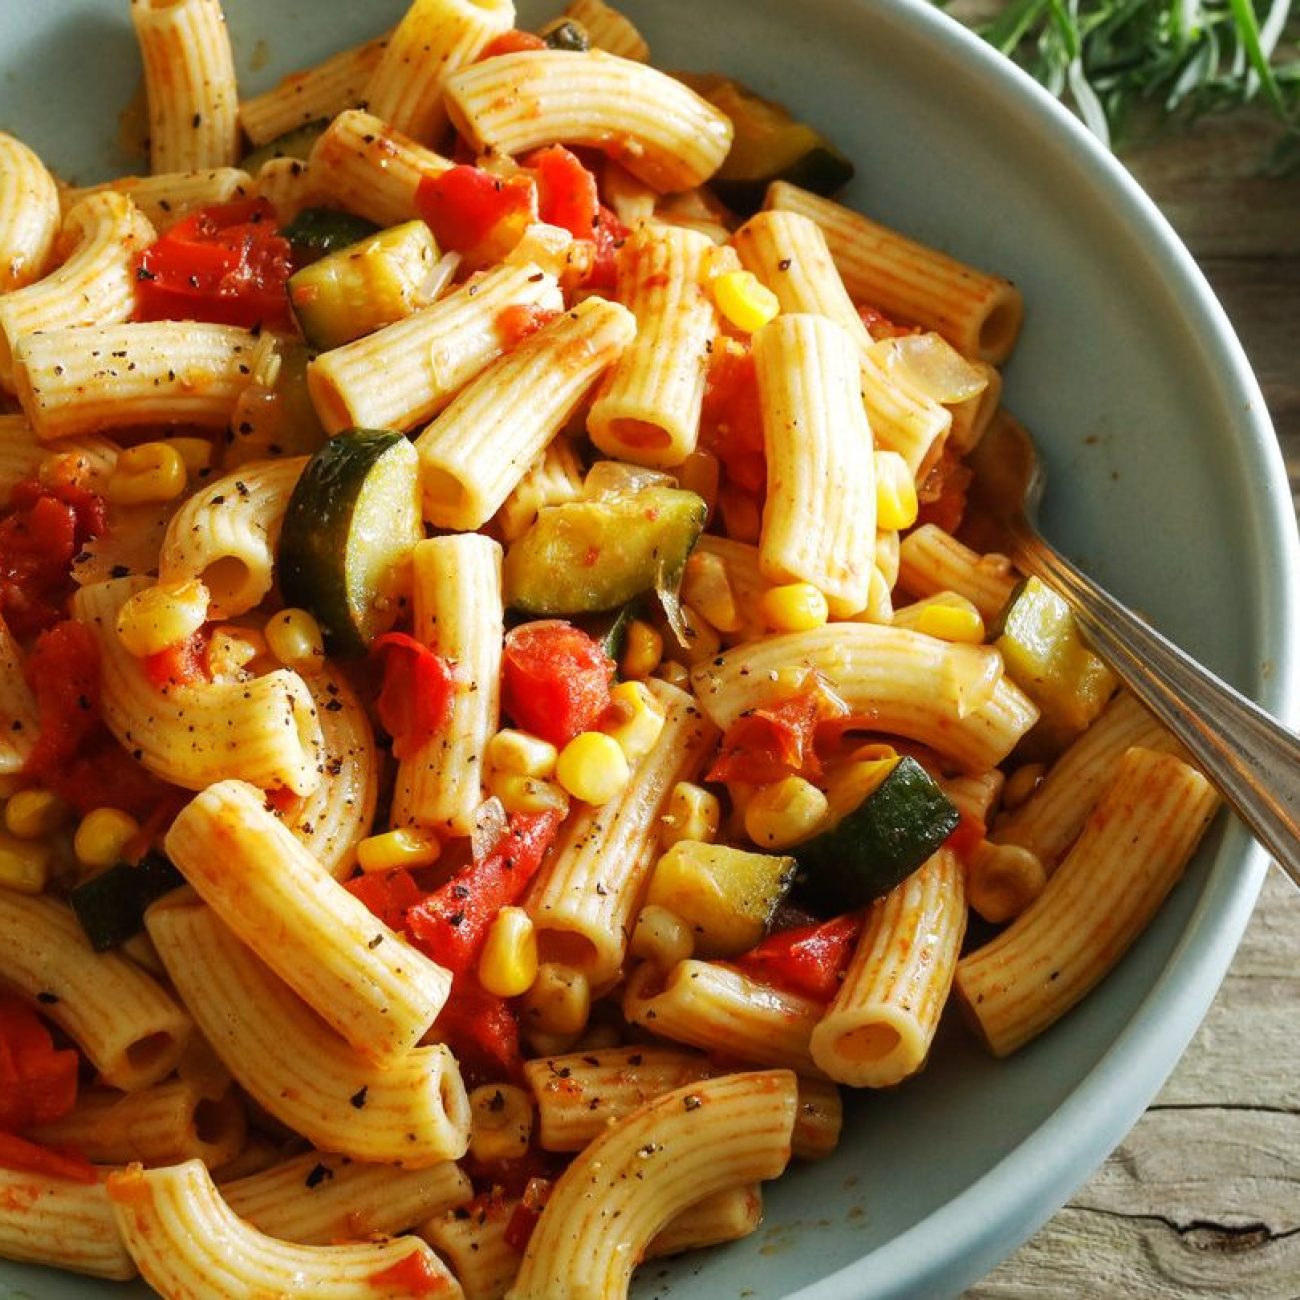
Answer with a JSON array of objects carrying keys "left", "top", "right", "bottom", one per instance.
[{"left": 967, "top": 113, "right": 1300, "bottom": 1299}]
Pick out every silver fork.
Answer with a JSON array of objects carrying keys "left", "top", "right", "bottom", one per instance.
[{"left": 967, "top": 416, "right": 1300, "bottom": 888}]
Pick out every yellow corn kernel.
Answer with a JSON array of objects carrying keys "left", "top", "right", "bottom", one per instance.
[
  {"left": 601, "top": 681, "right": 666, "bottom": 764},
  {"left": 115, "top": 579, "right": 210, "bottom": 658},
  {"left": 629, "top": 903, "right": 694, "bottom": 968},
  {"left": 207, "top": 626, "right": 267, "bottom": 683},
  {"left": 676, "top": 451, "right": 719, "bottom": 518},
  {"left": 682, "top": 550, "right": 740, "bottom": 634},
  {"left": 874, "top": 449, "right": 919, "bottom": 530},
  {"left": 488, "top": 771, "right": 571, "bottom": 816},
  {"left": 468, "top": 1083, "right": 534, "bottom": 1164},
  {"left": 264, "top": 608, "right": 325, "bottom": 674},
  {"left": 521, "top": 963, "right": 590, "bottom": 1038},
  {"left": 356, "top": 827, "right": 441, "bottom": 874},
  {"left": 555, "top": 731, "right": 631, "bottom": 806},
  {"left": 718, "top": 483, "right": 762, "bottom": 544},
  {"left": 759, "top": 582, "right": 830, "bottom": 634},
  {"left": 653, "top": 658, "right": 691, "bottom": 690},
  {"left": 73, "top": 808, "right": 141, "bottom": 870},
  {"left": 967, "top": 841, "right": 1047, "bottom": 924},
  {"left": 744, "top": 776, "right": 830, "bottom": 850},
  {"left": 620, "top": 619, "right": 663, "bottom": 680},
  {"left": 660, "top": 781, "right": 721, "bottom": 849},
  {"left": 478, "top": 906, "right": 539, "bottom": 998},
  {"left": 713, "top": 270, "right": 780, "bottom": 333},
  {"left": 1002, "top": 762, "right": 1046, "bottom": 811},
  {"left": 106, "top": 442, "right": 188, "bottom": 506},
  {"left": 892, "top": 592, "right": 985, "bottom": 644},
  {"left": 3, "top": 789, "right": 67, "bottom": 839},
  {"left": 163, "top": 436, "right": 214, "bottom": 476},
  {"left": 486, "top": 729, "right": 557, "bottom": 779},
  {"left": 863, "top": 565, "right": 894, "bottom": 624},
  {"left": 0, "top": 830, "right": 50, "bottom": 895}
]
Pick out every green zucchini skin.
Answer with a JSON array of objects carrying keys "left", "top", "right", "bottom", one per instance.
[
  {"left": 278, "top": 429, "right": 423, "bottom": 657},
  {"left": 240, "top": 120, "right": 331, "bottom": 175},
  {"left": 69, "top": 854, "right": 186, "bottom": 952},
  {"left": 792, "top": 757, "right": 959, "bottom": 914},
  {"left": 712, "top": 146, "right": 855, "bottom": 218},
  {"left": 279, "top": 206, "right": 382, "bottom": 264}
]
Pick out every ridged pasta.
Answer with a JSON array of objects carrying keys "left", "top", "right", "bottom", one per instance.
[
  {"left": 60, "top": 168, "right": 252, "bottom": 231},
  {"left": 0, "top": 131, "right": 60, "bottom": 293},
  {"left": 0, "top": 1170, "right": 135, "bottom": 1281}
]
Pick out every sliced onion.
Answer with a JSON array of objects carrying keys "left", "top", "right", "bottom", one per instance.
[
  {"left": 415, "top": 251, "right": 462, "bottom": 307},
  {"left": 656, "top": 561, "right": 692, "bottom": 649},
  {"left": 582, "top": 460, "right": 675, "bottom": 500},
  {"left": 944, "top": 644, "right": 1004, "bottom": 719},
  {"left": 869, "top": 333, "right": 989, "bottom": 405},
  {"left": 471, "top": 796, "right": 508, "bottom": 861}
]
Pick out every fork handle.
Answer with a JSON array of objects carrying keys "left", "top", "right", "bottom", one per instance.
[{"left": 1009, "top": 529, "right": 1300, "bottom": 888}]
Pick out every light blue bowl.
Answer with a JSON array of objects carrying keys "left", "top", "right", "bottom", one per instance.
[{"left": 1, "top": 2, "right": 1295, "bottom": 1297}]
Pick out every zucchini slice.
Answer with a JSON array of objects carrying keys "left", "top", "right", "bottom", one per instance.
[
  {"left": 69, "top": 854, "right": 186, "bottom": 952},
  {"left": 241, "top": 119, "right": 331, "bottom": 175},
  {"left": 279, "top": 206, "right": 382, "bottom": 264},
  {"left": 792, "top": 756, "right": 959, "bottom": 914},
  {"left": 503, "top": 487, "right": 706, "bottom": 615},
  {"left": 278, "top": 429, "right": 423, "bottom": 657},
  {"left": 694, "top": 77, "right": 854, "bottom": 216}
]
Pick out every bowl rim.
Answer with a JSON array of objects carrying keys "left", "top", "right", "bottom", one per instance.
[{"left": 791, "top": 1, "right": 1300, "bottom": 1296}]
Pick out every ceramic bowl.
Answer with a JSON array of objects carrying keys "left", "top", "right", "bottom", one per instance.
[{"left": 0, "top": 1, "right": 1295, "bottom": 1296}]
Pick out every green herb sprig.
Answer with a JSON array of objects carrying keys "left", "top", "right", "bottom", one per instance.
[{"left": 947, "top": 0, "right": 1300, "bottom": 167}]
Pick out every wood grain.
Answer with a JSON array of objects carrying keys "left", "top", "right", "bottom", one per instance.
[{"left": 967, "top": 106, "right": 1300, "bottom": 1297}]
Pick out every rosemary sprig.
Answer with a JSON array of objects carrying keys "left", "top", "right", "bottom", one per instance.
[{"left": 948, "top": 0, "right": 1300, "bottom": 165}]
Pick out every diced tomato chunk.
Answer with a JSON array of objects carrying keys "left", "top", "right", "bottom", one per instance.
[
  {"left": 366, "top": 1251, "right": 454, "bottom": 1295},
  {"left": 734, "top": 913, "right": 863, "bottom": 1003},
  {"left": 496, "top": 303, "right": 561, "bottom": 348},
  {"left": 501, "top": 621, "right": 614, "bottom": 748},
  {"left": 143, "top": 627, "right": 212, "bottom": 691},
  {"left": 504, "top": 1175, "right": 553, "bottom": 1252},
  {"left": 586, "top": 204, "right": 626, "bottom": 292},
  {"left": 431, "top": 974, "right": 524, "bottom": 1087},
  {"left": 416, "top": 166, "right": 538, "bottom": 267},
  {"left": 344, "top": 868, "right": 425, "bottom": 933},
  {"left": 0, "top": 996, "right": 80, "bottom": 1131},
  {"left": 708, "top": 682, "right": 849, "bottom": 786},
  {"left": 372, "top": 632, "right": 456, "bottom": 761},
  {"left": 478, "top": 29, "right": 547, "bottom": 59},
  {"left": 915, "top": 448, "right": 972, "bottom": 534},
  {"left": 944, "top": 810, "right": 985, "bottom": 861},
  {"left": 525, "top": 145, "right": 599, "bottom": 242},
  {"left": 0, "top": 1132, "right": 95, "bottom": 1184}
]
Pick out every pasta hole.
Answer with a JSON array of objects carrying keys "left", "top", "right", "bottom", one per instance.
[
  {"left": 422, "top": 466, "right": 468, "bottom": 514},
  {"left": 977, "top": 298, "right": 1022, "bottom": 361},
  {"left": 192, "top": 1095, "right": 232, "bottom": 1144},
  {"left": 200, "top": 556, "right": 254, "bottom": 614},
  {"left": 537, "top": 929, "right": 598, "bottom": 973},
  {"left": 125, "top": 1032, "right": 174, "bottom": 1074},
  {"left": 605, "top": 418, "right": 672, "bottom": 452},
  {"left": 836, "top": 1022, "right": 902, "bottom": 1065}
]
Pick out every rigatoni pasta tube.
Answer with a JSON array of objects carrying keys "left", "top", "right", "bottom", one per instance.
[
  {"left": 587, "top": 224, "right": 718, "bottom": 468},
  {"left": 0, "top": 193, "right": 155, "bottom": 389},
  {"left": 60, "top": 168, "right": 252, "bottom": 232},
  {"left": 752, "top": 312, "right": 875, "bottom": 616},
  {"left": 896, "top": 523, "right": 1018, "bottom": 624},
  {"left": 493, "top": 435, "right": 585, "bottom": 542},
  {"left": 308, "top": 261, "right": 562, "bottom": 435},
  {"left": 0, "top": 890, "right": 191, "bottom": 1092},
  {"left": 444, "top": 49, "right": 733, "bottom": 192},
  {"left": 646, "top": 1185, "right": 764, "bottom": 1258},
  {"left": 306, "top": 109, "right": 454, "bottom": 230},
  {"left": 130, "top": 0, "right": 239, "bottom": 172},
  {"left": 73, "top": 577, "right": 324, "bottom": 797},
  {"left": 420, "top": 1195, "right": 523, "bottom": 1300},
  {"left": 565, "top": 0, "right": 649, "bottom": 60},
  {"left": 0, "top": 131, "right": 59, "bottom": 292},
  {"left": 525, "top": 679, "right": 717, "bottom": 985},
  {"left": 222, "top": 1152, "right": 471, "bottom": 1245},
  {"left": 15, "top": 320, "right": 258, "bottom": 442},
  {"left": 158, "top": 456, "right": 307, "bottom": 618},
  {"left": 505, "top": 1072, "right": 796, "bottom": 1300},
  {"left": 416, "top": 296, "right": 635, "bottom": 529},
  {"left": 690, "top": 623, "right": 1038, "bottom": 773},
  {"left": 364, "top": 0, "right": 514, "bottom": 142},
  {"left": 164, "top": 779, "right": 452, "bottom": 1062},
  {"left": 765, "top": 180, "right": 1024, "bottom": 364},
  {"left": 0, "top": 614, "right": 37, "bottom": 775},
  {"left": 107, "top": 1160, "right": 464, "bottom": 1300},
  {"left": 0, "top": 1170, "right": 135, "bottom": 1281},
  {"left": 810, "top": 848, "right": 966, "bottom": 1087},
  {"left": 622, "top": 959, "right": 826, "bottom": 1078},
  {"left": 145, "top": 894, "right": 471, "bottom": 1164},
  {"left": 393, "top": 536, "right": 503, "bottom": 835},
  {"left": 0, "top": 414, "right": 42, "bottom": 507},
  {"left": 956, "top": 747, "right": 1219, "bottom": 1057}
]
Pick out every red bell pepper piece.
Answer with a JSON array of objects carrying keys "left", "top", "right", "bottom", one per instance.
[
  {"left": 405, "top": 809, "right": 561, "bottom": 974},
  {"left": 344, "top": 868, "right": 424, "bottom": 933},
  {"left": 478, "top": 29, "right": 547, "bottom": 59},
  {"left": 501, "top": 621, "right": 615, "bottom": 749},
  {"left": 504, "top": 1175, "right": 553, "bottom": 1252},
  {"left": 372, "top": 632, "right": 456, "bottom": 761},
  {"left": 431, "top": 974, "right": 525, "bottom": 1088},
  {"left": 134, "top": 198, "right": 294, "bottom": 330},
  {"left": 734, "top": 913, "right": 864, "bottom": 1003},
  {"left": 0, "top": 1132, "right": 95, "bottom": 1184},
  {"left": 366, "top": 1252, "right": 456, "bottom": 1296},
  {"left": 0, "top": 997, "right": 80, "bottom": 1132}
]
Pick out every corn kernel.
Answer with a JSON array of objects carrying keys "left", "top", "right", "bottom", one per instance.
[
  {"left": 356, "top": 827, "right": 441, "bottom": 874},
  {"left": 163, "top": 437, "right": 214, "bottom": 476},
  {"left": 3, "top": 789, "right": 67, "bottom": 839},
  {"left": 874, "top": 449, "right": 919, "bottom": 530},
  {"left": 106, "top": 442, "right": 188, "bottom": 506},
  {"left": 207, "top": 626, "right": 267, "bottom": 683},
  {"left": 556, "top": 732, "right": 631, "bottom": 806},
  {"left": 759, "top": 583, "right": 829, "bottom": 634},
  {"left": 713, "top": 270, "right": 780, "bottom": 333},
  {"left": 660, "top": 781, "right": 721, "bottom": 849},
  {"left": 478, "top": 906, "right": 539, "bottom": 998},
  {"left": 682, "top": 551, "right": 740, "bottom": 634},
  {"left": 115, "top": 579, "right": 210, "bottom": 658},
  {"left": 486, "top": 729, "right": 557, "bottom": 779},
  {"left": 863, "top": 566, "right": 894, "bottom": 623},
  {"left": 629, "top": 903, "right": 694, "bottom": 968},
  {"left": 1002, "top": 763, "right": 1046, "bottom": 812},
  {"left": 718, "top": 484, "right": 762, "bottom": 544},
  {"left": 0, "top": 830, "right": 50, "bottom": 894},
  {"left": 601, "top": 681, "right": 666, "bottom": 764},
  {"left": 74, "top": 808, "right": 141, "bottom": 870},
  {"left": 967, "top": 841, "right": 1047, "bottom": 924},
  {"left": 265, "top": 608, "right": 325, "bottom": 673},
  {"left": 892, "top": 592, "right": 985, "bottom": 644},
  {"left": 744, "top": 776, "right": 830, "bottom": 850},
  {"left": 653, "top": 658, "right": 691, "bottom": 690},
  {"left": 468, "top": 1084, "right": 533, "bottom": 1163},
  {"left": 620, "top": 619, "right": 663, "bottom": 680},
  {"left": 488, "top": 772, "right": 571, "bottom": 816},
  {"left": 522, "top": 963, "right": 590, "bottom": 1037}
]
